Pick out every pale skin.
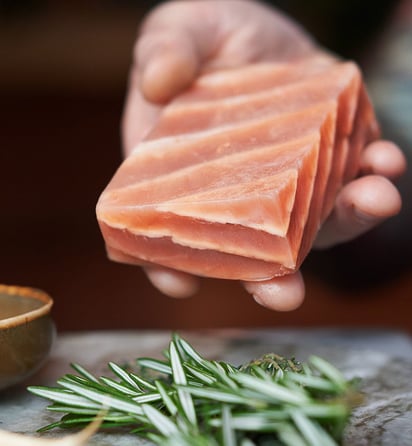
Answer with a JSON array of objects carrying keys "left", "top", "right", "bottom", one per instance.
[{"left": 122, "top": 0, "right": 406, "bottom": 311}]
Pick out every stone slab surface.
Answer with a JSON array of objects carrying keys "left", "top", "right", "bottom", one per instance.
[{"left": 1, "top": 329, "right": 412, "bottom": 445}]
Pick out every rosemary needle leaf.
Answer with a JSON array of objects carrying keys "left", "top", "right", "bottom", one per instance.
[
  {"left": 182, "top": 385, "right": 254, "bottom": 405},
  {"left": 57, "top": 376, "right": 126, "bottom": 398},
  {"left": 155, "top": 380, "right": 178, "bottom": 416},
  {"left": 300, "top": 403, "right": 349, "bottom": 419},
  {"left": 233, "top": 373, "right": 310, "bottom": 405},
  {"left": 239, "top": 440, "right": 257, "bottom": 446},
  {"left": 98, "top": 376, "right": 140, "bottom": 396},
  {"left": 210, "top": 409, "right": 291, "bottom": 430},
  {"left": 169, "top": 340, "right": 197, "bottom": 426},
  {"left": 286, "top": 372, "right": 339, "bottom": 392},
  {"left": 309, "top": 356, "right": 347, "bottom": 392},
  {"left": 169, "top": 340, "right": 188, "bottom": 383},
  {"left": 240, "top": 438, "right": 256, "bottom": 446},
  {"left": 27, "top": 386, "right": 102, "bottom": 410},
  {"left": 173, "top": 333, "right": 204, "bottom": 365},
  {"left": 277, "top": 423, "right": 309, "bottom": 446},
  {"left": 36, "top": 420, "right": 70, "bottom": 433},
  {"left": 29, "top": 334, "right": 356, "bottom": 446},
  {"left": 141, "top": 403, "right": 179, "bottom": 436},
  {"left": 290, "top": 410, "right": 337, "bottom": 446},
  {"left": 46, "top": 404, "right": 111, "bottom": 415},
  {"left": 184, "top": 363, "right": 216, "bottom": 385},
  {"left": 133, "top": 391, "right": 163, "bottom": 404},
  {"left": 108, "top": 362, "right": 142, "bottom": 390},
  {"left": 129, "top": 371, "right": 157, "bottom": 391},
  {"left": 137, "top": 358, "right": 172, "bottom": 375},
  {"left": 59, "top": 374, "right": 89, "bottom": 386},
  {"left": 207, "top": 362, "right": 239, "bottom": 390},
  {"left": 222, "top": 405, "right": 237, "bottom": 446},
  {"left": 56, "top": 380, "right": 144, "bottom": 415},
  {"left": 70, "top": 363, "right": 100, "bottom": 384}
]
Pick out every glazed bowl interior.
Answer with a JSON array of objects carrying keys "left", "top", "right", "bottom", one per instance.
[{"left": 0, "top": 285, "right": 55, "bottom": 391}]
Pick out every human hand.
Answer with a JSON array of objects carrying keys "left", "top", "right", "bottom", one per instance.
[{"left": 121, "top": 0, "right": 406, "bottom": 311}]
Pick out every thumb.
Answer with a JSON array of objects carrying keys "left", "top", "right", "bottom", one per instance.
[
  {"left": 135, "top": 2, "right": 218, "bottom": 103},
  {"left": 136, "top": 31, "right": 200, "bottom": 104},
  {"left": 133, "top": 0, "right": 318, "bottom": 103}
]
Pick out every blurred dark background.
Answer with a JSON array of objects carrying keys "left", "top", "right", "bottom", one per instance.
[{"left": 1, "top": 0, "right": 411, "bottom": 332}]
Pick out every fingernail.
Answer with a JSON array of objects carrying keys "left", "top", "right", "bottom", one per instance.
[{"left": 353, "top": 207, "right": 380, "bottom": 225}]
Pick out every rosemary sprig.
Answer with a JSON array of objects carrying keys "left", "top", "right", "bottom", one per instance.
[{"left": 28, "top": 333, "right": 359, "bottom": 445}]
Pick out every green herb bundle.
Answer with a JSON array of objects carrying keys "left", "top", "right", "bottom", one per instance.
[{"left": 28, "top": 334, "right": 359, "bottom": 446}]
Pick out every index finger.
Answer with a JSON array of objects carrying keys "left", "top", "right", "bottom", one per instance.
[{"left": 359, "top": 140, "right": 407, "bottom": 179}]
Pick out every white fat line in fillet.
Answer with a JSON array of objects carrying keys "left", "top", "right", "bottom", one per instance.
[
  {"left": 101, "top": 221, "right": 296, "bottom": 265},
  {"left": 130, "top": 101, "right": 335, "bottom": 156},
  {"left": 167, "top": 62, "right": 355, "bottom": 114},
  {"left": 193, "top": 54, "right": 336, "bottom": 88},
  {"left": 106, "top": 134, "right": 321, "bottom": 197}
]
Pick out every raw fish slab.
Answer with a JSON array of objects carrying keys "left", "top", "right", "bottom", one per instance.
[{"left": 96, "top": 56, "right": 379, "bottom": 280}]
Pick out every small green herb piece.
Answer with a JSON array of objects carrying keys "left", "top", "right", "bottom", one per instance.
[{"left": 28, "top": 334, "right": 359, "bottom": 445}]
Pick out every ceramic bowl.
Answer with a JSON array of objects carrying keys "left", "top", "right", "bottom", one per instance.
[{"left": 0, "top": 284, "right": 55, "bottom": 391}]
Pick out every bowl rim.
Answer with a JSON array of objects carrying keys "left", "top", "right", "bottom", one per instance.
[{"left": 0, "top": 284, "right": 53, "bottom": 329}]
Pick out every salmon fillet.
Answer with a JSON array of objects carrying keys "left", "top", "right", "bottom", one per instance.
[{"left": 96, "top": 56, "right": 380, "bottom": 281}]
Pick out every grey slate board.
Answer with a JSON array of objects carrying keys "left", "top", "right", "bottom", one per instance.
[{"left": 1, "top": 329, "right": 412, "bottom": 445}]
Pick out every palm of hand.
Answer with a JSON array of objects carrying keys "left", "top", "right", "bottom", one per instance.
[{"left": 120, "top": 0, "right": 405, "bottom": 310}]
